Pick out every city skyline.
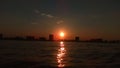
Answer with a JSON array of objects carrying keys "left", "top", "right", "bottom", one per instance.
[
  {"left": 0, "top": 33, "right": 120, "bottom": 43},
  {"left": 0, "top": 0, "right": 120, "bottom": 40}
]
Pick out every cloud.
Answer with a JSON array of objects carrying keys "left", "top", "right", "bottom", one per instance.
[
  {"left": 46, "top": 14, "right": 54, "bottom": 18},
  {"left": 34, "top": 10, "right": 64, "bottom": 25},
  {"left": 41, "top": 13, "right": 54, "bottom": 18},
  {"left": 34, "top": 9, "right": 40, "bottom": 14},
  {"left": 41, "top": 13, "right": 46, "bottom": 16},
  {"left": 34, "top": 9, "right": 55, "bottom": 18},
  {"left": 41, "top": 13, "right": 64, "bottom": 24},
  {"left": 56, "top": 20, "right": 64, "bottom": 24}
]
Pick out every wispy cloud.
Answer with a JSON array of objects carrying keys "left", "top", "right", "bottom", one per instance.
[
  {"left": 41, "top": 13, "right": 54, "bottom": 18},
  {"left": 46, "top": 14, "right": 54, "bottom": 18},
  {"left": 56, "top": 20, "right": 64, "bottom": 24},
  {"left": 41, "top": 13, "right": 46, "bottom": 16},
  {"left": 34, "top": 9, "right": 64, "bottom": 25},
  {"left": 34, "top": 9, "right": 40, "bottom": 14}
]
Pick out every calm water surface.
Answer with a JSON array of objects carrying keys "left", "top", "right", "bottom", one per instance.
[{"left": 0, "top": 40, "right": 120, "bottom": 68}]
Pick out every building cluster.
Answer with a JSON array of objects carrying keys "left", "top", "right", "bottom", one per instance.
[
  {"left": 0, "top": 33, "right": 80, "bottom": 41},
  {"left": 0, "top": 33, "right": 56, "bottom": 41},
  {"left": 0, "top": 33, "right": 54, "bottom": 41},
  {"left": 0, "top": 33, "right": 119, "bottom": 43}
]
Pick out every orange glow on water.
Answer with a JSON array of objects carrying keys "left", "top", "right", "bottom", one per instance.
[
  {"left": 60, "top": 41, "right": 63, "bottom": 44},
  {"left": 57, "top": 41, "right": 66, "bottom": 67}
]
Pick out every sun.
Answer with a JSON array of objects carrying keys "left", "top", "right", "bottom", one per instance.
[{"left": 60, "top": 32, "right": 64, "bottom": 37}]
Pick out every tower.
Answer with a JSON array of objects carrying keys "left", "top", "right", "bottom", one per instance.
[
  {"left": 49, "top": 34, "right": 54, "bottom": 41},
  {"left": 75, "top": 36, "right": 80, "bottom": 42}
]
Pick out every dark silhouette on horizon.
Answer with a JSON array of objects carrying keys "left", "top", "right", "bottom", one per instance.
[
  {"left": 39, "top": 37, "right": 47, "bottom": 41},
  {"left": 0, "top": 33, "right": 119, "bottom": 43},
  {"left": 75, "top": 36, "right": 80, "bottom": 42},
  {"left": 26, "top": 36, "right": 35, "bottom": 41},
  {"left": 0, "top": 34, "right": 3, "bottom": 40},
  {"left": 49, "top": 34, "right": 54, "bottom": 41}
]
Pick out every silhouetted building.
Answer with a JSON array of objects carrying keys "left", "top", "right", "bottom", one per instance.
[
  {"left": 0, "top": 34, "right": 3, "bottom": 40},
  {"left": 89, "top": 38, "right": 103, "bottom": 42},
  {"left": 39, "top": 37, "right": 47, "bottom": 41},
  {"left": 109, "top": 40, "right": 120, "bottom": 43},
  {"left": 26, "top": 36, "right": 35, "bottom": 40},
  {"left": 49, "top": 34, "right": 54, "bottom": 41},
  {"left": 14, "top": 36, "right": 25, "bottom": 40},
  {"left": 75, "top": 36, "right": 80, "bottom": 42}
]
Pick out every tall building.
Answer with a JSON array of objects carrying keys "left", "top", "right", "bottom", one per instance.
[
  {"left": 49, "top": 34, "right": 54, "bottom": 41},
  {"left": 75, "top": 36, "right": 80, "bottom": 42}
]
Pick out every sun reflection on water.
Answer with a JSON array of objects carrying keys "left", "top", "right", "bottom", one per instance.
[{"left": 57, "top": 41, "right": 66, "bottom": 67}]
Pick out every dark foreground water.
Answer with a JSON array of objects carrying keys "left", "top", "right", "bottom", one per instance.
[{"left": 0, "top": 40, "right": 120, "bottom": 68}]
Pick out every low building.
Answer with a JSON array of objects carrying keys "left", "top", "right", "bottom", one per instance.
[
  {"left": 26, "top": 36, "right": 35, "bottom": 40},
  {"left": 39, "top": 37, "right": 47, "bottom": 41}
]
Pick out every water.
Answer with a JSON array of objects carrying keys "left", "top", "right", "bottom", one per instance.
[{"left": 0, "top": 40, "right": 120, "bottom": 68}]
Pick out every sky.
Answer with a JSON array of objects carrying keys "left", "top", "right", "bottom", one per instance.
[{"left": 0, "top": 0, "right": 120, "bottom": 40}]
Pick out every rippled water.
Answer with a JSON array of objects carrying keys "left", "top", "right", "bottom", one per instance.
[{"left": 0, "top": 40, "right": 120, "bottom": 68}]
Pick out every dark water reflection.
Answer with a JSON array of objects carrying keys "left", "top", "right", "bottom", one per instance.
[{"left": 0, "top": 40, "right": 120, "bottom": 68}]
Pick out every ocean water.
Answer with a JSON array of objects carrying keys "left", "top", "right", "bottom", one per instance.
[{"left": 0, "top": 40, "right": 120, "bottom": 68}]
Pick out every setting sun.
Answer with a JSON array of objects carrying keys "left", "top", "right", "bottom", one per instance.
[{"left": 60, "top": 32, "right": 64, "bottom": 37}]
